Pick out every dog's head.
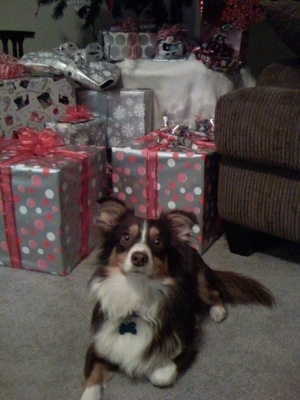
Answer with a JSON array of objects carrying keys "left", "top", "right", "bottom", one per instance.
[{"left": 94, "top": 198, "right": 198, "bottom": 280}]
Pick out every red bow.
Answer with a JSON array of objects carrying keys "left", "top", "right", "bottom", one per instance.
[
  {"left": 0, "top": 128, "right": 65, "bottom": 158},
  {"left": 59, "top": 105, "right": 94, "bottom": 123},
  {"left": 15, "top": 127, "right": 65, "bottom": 156}
]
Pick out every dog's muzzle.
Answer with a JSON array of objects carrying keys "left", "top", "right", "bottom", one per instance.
[
  {"left": 131, "top": 251, "right": 149, "bottom": 267},
  {"left": 123, "top": 244, "right": 153, "bottom": 275}
]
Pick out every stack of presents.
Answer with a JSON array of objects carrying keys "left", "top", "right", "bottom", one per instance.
[{"left": 0, "top": 7, "right": 248, "bottom": 276}]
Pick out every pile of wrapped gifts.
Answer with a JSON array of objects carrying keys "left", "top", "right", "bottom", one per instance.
[{"left": 0, "top": 17, "right": 227, "bottom": 276}]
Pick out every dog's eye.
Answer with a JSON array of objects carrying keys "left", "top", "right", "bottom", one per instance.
[
  {"left": 153, "top": 236, "right": 163, "bottom": 248},
  {"left": 121, "top": 232, "right": 131, "bottom": 243}
]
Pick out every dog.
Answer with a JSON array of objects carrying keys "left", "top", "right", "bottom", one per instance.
[{"left": 80, "top": 198, "right": 275, "bottom": 400}]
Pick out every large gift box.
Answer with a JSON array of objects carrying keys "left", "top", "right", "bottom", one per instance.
[
  {"left": 111, "top": 131, "right": 222, "bottom": 254},
  {"left": 76, "top": 88, "right": 153, "bottom": 148},
  {"left": 0, "top": 76, "right": 76, "bottom": 139},
  {"left": 45, "top": 106, "right": 107, "bottom": 146},
  {"left": 0, "top": 129, "right": 107, "bottom": 275}
]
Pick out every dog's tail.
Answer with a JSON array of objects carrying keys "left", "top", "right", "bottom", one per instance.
[{"left": 207, "top": 269, "right": 275, "bottom": 307}]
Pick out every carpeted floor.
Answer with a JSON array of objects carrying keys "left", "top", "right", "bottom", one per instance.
[{"left": 1, "top": 235, "right": 299, "bottom": 400}]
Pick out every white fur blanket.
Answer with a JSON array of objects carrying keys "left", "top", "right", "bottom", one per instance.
[{"left": 117, "top": 54, "right": 255, "bottom": 129}]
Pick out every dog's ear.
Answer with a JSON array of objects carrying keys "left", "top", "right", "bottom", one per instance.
[
  {"left": 94, "top": 197, "right": 133, "bottom": 231},
  {"left": 165, "top": 210, "right": 198, "bottom": 243}
]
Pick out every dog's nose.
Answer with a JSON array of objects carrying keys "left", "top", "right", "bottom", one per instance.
[{"left": 131, "top": 251, "right": 149, "bottom": 267}]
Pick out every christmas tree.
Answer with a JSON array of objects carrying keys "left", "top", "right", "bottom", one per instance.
[{"left": 37, "top": 0, "right": 193, "bottom": 28}]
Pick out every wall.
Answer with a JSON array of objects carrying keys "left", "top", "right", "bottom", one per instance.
[
  {"left": 0, "top": 0, "right": 112, "bottom": 53},
  {"left": 0, "top": 0, "right": 296, "bottom": 77}
]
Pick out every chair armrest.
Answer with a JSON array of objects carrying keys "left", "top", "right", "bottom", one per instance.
[
  {"left": 256, "top": 63, "right": 300, "bottom": 89},
  {"left": 214, "top": 86, "right": 300, "bottom": 171}
]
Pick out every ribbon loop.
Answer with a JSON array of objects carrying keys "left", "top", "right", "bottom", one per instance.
[
  {"left": 59, "top": 105, "right": 94, "bottom": 123},
  {"left": 17, "top": 127, "right": 65, "bottom": 156}
]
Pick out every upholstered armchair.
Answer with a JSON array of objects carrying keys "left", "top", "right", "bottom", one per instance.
[{"left": 214, "top": 62, "right": 300, "bottom": 255}]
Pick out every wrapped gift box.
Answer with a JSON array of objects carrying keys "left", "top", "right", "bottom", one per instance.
[
  {"left": 155, "top": 24, "right": 187, "bottom": 61},
  {"left": 198, "top": 2, "right": 249, "bottom": 72},
  {"left": 0, "top": 76, "right": 76, "bottom": 139},
  {"left": 111, "top": 132, "right": 222, "bottom": 254},
  {"left": 157, "top": 40, "right": 185, "bottom": 58},
  {"left": 0, "top": 135, "right": 107, "bottom": 275},
  {"left": 45, "top": 117, "right": 107, "bottom": 146},
  {"left": 76, "top": 88, "right": 153, "bottom": 148},
  {"left": 195, "top": 52, "right": 242, "bottom": 74},
  {"left": 103, "top": 31, "right": 157, "bottom": 61}
]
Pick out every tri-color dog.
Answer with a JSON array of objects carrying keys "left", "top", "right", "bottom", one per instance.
[{"left": 80, "top": 198, "right": 275, "bottom": 400}]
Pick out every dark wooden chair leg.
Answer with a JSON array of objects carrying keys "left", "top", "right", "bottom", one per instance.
[{"left": 223, "top": 220, "right": 258, "bottom": 256}]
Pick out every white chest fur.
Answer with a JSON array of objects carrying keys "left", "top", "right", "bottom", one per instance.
[
  {"left": 94, "top": 314, "right": 155, "bottom": 376},
  {"left": 90, "top": 272, "right": 167, "bottom": 377}
]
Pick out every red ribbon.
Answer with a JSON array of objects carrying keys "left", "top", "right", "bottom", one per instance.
[
  {"left": 0, "top": 128, "right": 91, "bottom": 270},
  {"left": 127, "top": 32, "right": 143, "bottom": 60},
  {"left": 19, "top": 127, "right": 65, "bottom": 154},
  {"left": 59, "top": 105, "right": 94, "bottom": 123}
]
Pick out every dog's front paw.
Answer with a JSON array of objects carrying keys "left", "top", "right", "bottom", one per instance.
[
  {"left": 209, "top": 305, "right": 227, "bottom": 323},
  {"left": 80, "top": 385, "right": 103, "bottom": 400},
  {"left": 148, "top": 362, "right": 178, "bottom": 387}
]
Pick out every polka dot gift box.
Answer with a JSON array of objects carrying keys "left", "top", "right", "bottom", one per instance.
[
  {"left": 112, "top": 132, "right": 223, "bottom": 255},
  {"left": 103, "top": 31, "right": 157, "bottom": 61},
  {"left": 0, "top": 130, "right": 107, "bottom": 275}
]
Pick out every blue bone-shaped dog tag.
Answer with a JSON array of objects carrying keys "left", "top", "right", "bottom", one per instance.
[{"left": 119, "top": 321, "right": 137, "bottom": 335}]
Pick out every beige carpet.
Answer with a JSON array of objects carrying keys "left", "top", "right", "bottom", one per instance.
[{"left": 1, "top": 235, "right": 299, "bottom": 400}]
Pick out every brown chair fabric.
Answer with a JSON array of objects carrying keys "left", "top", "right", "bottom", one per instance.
[
  {"left": 215, "top": 86, "right": 300, "bottom": 170},
  {"left": 256, "top": 62, "right": 300, "bottom": 89},
  {"left": 218, "top": 159, "right": 300, "bottom": 243}
]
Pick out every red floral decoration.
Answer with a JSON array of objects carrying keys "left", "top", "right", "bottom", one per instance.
[{"left": 221, "top": 0, "right": 265, "bottom": 31}]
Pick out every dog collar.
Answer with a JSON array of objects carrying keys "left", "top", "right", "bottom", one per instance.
[{"left": 119, "top": 312, "right": 139, "bottom": 335}]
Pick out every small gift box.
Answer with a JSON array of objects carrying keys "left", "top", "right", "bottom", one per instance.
[
  {"left": 102, "top": 18, "right": 157, "bottom": 61},
  {"left": 76, "top": 88, "right": 153, "bottom": 149},
  {"left": 155, "top": 24, "right": 187, "bottom": 61},
  {"left": 193, "top": 35, "right": 242, "bottom": 74},
  {"left": 103, "top": 32, "right": 157, "bottom": 61},
  {"left": 111, "top": 130, "right": 222, "bottom": 254},
  {"left": 0, "top": 128, "right": 107, "bottom": 275},
  {"left": 45, "top": 106, "right": 107, "bottom": 146}
]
